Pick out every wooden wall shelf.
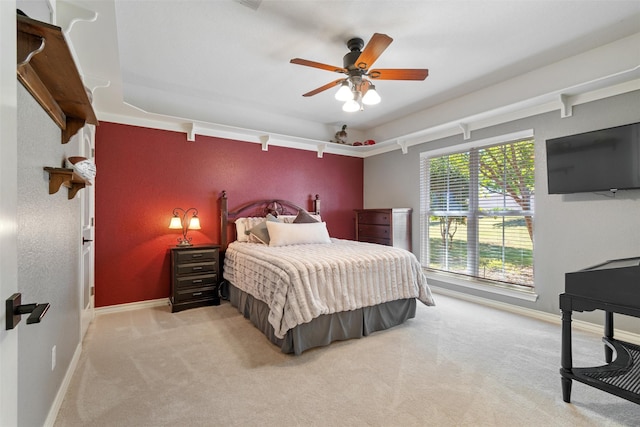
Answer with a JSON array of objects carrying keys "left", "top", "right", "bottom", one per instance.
[
  {"left": 43, "top": 167, "right": 91, "bottom": 200},
  {"left": 17, "top": 14, "right": 98, "bottom": 144}
]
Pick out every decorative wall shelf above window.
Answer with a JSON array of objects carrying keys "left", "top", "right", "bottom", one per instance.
[
  {"left": 17, "top": 14, "right": 98, "bottom": 144},
  {"left": 43, "top": 167, "right": 91, "bottom": 200}
]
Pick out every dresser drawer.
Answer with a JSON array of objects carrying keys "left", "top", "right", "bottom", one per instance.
[
  {"left": 174, "top": 286, "right": 217, "bottom": 303},
  {"left": 357, "top": 211, "right": 391, "bottom": 225},
  {"left": 176, "top": 273, "right": 217, "bottom": 289},
  {"left": 176, "top": 249, "right": 217, "bottom": 263},
  {"left": 360, "top": 236, "right": 391, "bottom": 246},
  {"left": 176, "top": 261, "right": 216, "bottom": 276},
  {"left": 358, "top": 224, "right": 390, "bottom": 239}
]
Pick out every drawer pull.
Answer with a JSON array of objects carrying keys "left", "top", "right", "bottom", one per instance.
[
  {"left": 192, "top": 266, "right": 203, "bottom": 270},
  {"left": 192, "top": 279, "right": 203, "bottom": 284},
  {"left": 192, "top": 254, "right": 203, "bottom": 258},
  {"left": 192, "top": 292, "right": 203, "bottom": 296}
]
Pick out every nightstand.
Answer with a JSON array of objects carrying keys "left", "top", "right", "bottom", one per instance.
[{"left": 170, "top": 245, "right": 220, "bottom": 312}]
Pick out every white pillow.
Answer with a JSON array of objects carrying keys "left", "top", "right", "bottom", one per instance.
[
  {"left": 235, "top": 217, "right": 268, "bottom": 242},
  {"left": 266, "top": 221, "right": 331, "bottom": 247}
]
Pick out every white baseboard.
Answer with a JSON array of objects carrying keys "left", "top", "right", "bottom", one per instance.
[
  {"left": 95, "top": 298, "right": 170, "bottom": 316},
  {"left": 43, "top": 342, "right": 82, "bottom": 427},
  {"left": 431, "top": 285, "right": 640, "bottom": 345}
]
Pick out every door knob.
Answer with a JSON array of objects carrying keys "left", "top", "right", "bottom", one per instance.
[
  {"left": 82, "top": 237, "right": 93, "bottom": 244},
  {"left": 6, "top": 293, "right": 50, "bottom": 330}
]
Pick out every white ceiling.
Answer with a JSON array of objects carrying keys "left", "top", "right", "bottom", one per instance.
[{"left": 56, "top": 0, "right": 640, "bottom": 150}]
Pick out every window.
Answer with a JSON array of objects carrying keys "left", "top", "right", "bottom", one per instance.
[{"left": 420, "top": 133, "right": 535, "bottom": 289}]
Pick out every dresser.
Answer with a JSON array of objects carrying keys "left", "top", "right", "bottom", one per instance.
[
  {"left": 170, "top": 245, "right": 220, "bottom": 312},
  {"left": 354, "top": 208, "right": 412, "bottom": 251}
]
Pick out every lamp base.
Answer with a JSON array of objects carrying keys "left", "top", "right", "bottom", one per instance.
[{"left": 176, "top": 239, "right": 193, "bottom": 247}]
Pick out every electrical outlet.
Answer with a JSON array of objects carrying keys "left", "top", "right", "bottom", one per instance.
[{"left": 51, "top": 345, "right": 56, "bottom": 371}]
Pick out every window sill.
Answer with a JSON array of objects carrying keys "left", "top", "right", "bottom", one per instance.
[{"left": 425, "top": 270, "right": 539, "bottom": 302}]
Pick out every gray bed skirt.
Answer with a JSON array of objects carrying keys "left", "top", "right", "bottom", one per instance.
[{"left": 228, "top": 282, "right": 416, "bottom": 355}]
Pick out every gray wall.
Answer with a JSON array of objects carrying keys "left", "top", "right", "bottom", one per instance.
[
  {"left": 364, "top": 90, "right": 640, "bottom": 334},
  {"left": 17, "top": 83, "right": 81, "bottom": 426}
]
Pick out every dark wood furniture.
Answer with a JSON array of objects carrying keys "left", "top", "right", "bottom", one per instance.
[
  {"left": 17, "top": 14, "right": 98, "bottom": 144},
  {"left": 354, "top": 208, "right": 412, "bottom": 251},
  {"left": 170, "top": 245, "right": 220, "bottom": 312},
  {"left": 559, "top": 257, "right": 640, "bottom": 405}
]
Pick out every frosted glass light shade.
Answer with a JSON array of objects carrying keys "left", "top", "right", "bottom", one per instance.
[
  {"left": 188, "top": 216, "right": 201, "bottom": 230},
  {"left": 335, "top": 82, "right": 353, "bottom": 101},
  {"left": 169, "top": 216, "right": 182, "bottom": 229},
  {"left": 342, "top": 99, "right": 360, "bottom": 112},
  {"left": 362, "top": 86, "right": 381, "bottom": 105}
]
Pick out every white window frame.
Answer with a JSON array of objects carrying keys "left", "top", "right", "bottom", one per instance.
[{"left": 420, "top": 130, "right": 537, "bottom": 301}]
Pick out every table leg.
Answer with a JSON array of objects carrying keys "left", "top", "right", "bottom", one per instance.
[
  {"left": 560, "top": 308, "right": 573, "bottom": 403},
  {"left": 604, "top": 311, "right": 613, "bottom": 363}
]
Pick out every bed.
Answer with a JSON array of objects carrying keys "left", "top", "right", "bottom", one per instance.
[{"left": 219, "top": 191, "right": 434, "bottom": 355}]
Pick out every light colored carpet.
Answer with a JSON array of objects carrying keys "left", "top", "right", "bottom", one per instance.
[{"left": 54, "top": 294, "right": 639, "bottom": 426}]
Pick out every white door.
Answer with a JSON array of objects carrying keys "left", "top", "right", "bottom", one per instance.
[
  {"left": 0, "top": 0, "right": 19, "bottom": 424},
  {"left": 79, "top": 124, "right": 95, "bottom": 339}
]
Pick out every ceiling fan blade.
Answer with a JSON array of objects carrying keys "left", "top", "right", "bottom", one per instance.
[
  {"left": 368, "top": 69, "right": 429, "bottom": 80},
  {"left": 290, "top": 58, "right": 347, "bottom": 74},
  {"left": 355, "top": 33, "right": 393, "bottom": 70},
  {"left": 302, "top": 78, "right": 346, "bottom": 97}
]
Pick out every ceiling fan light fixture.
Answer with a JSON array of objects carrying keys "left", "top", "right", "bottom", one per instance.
[
  {"left": 362, "top": 84, "right": 381, "bottom": 105},
  {"left": 335, "top": 81, "right": 353, "bottom": 101},
  {"left": 342, "top": 98, "right": 360, "bottom": 112}
]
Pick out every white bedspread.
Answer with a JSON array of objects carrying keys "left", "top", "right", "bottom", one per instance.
[{"left": 223, "top": 238, "right": 435, "bottom": 339}]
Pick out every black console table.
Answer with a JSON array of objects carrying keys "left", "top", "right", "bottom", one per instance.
[{"left": 559, "top": 257, "right": 640, "bottom": 405}]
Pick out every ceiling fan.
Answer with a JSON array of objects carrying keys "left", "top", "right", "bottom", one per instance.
[{"left": 290, "top": 33, "right": 429, "bottom": 111}]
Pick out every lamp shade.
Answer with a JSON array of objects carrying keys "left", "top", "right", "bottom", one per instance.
[
  {"left": 169, "top": 216, "right": 182, "bottom": 229},
  {"left": 335, "top": 82, "right": 353, "bottom": 101},
  {"left": 188, "top": 216, "right": 201, "bottom": 230},
  {"left": 362, "top": 85, "right": 381, "bottom": 105},
  {"left": 342, "top": 99, "right": 360, "bottom": 112}
]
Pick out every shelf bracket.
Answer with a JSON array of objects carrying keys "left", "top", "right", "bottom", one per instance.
[
  {"left": 259, "top": 135, "right": 270, "bottom": 151},
  {"left": 317, "top": 143, "right": 327, "bottom": 158},
  {"left": 459, "top": 123, "right": 471, "bottom": 140},
  {"left": 186, "top": 123, "right": 197, "bottom": 142},
  {"left": 560, "top": 94, "right": 573, "bottom": 118},
  {"left": 43, "top": 167, "right": 90, "bottom": 200},
  {"left": 397, "top": 139, "right": 408, "bottom": 154}
]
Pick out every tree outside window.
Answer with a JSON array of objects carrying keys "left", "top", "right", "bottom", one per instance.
[{"left": 424, "top": 139, "right": 535, "bottom": 287}]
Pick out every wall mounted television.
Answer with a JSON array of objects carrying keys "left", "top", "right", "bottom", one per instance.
[{"left": 546, "top": 122, "right": 640, "bottom": 194}]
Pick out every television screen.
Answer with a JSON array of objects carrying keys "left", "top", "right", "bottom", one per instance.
[{"left": 546, "top": 122, "right": 640, "bottom": 194}]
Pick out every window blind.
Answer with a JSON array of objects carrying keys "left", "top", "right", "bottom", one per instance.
[{"left": 421, "top": 138, "right": 535, "bottom": 287}]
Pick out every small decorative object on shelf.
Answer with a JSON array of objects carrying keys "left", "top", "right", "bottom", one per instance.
[
  {"left": 332, "top": 124, "right": 348, "bottom": 144},
  {"left": 66, "top": 156, "right": 96, "bottom": 182},
  {"left": 168, "top": 207, "right": 201, "bottom": 246}
]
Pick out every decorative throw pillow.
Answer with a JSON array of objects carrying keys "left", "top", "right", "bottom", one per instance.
[
  {"left": 293, "top": 209, "right": 319, "bottom": 223},
  {"left": 266, "top": 221, "right": 331, "bottom": 247},
  {"left": 246, "top": 213, "right": 279, "bottom": 244}
]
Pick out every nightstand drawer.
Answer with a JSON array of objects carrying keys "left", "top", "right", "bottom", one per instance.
[
  {"left": 176, "top": 249, "right": 216, "bottom": 263},
  {"left": 174, "top": 286, "right": 217, "bottom": 303},
  {"left": 358, "top": 224, "right": 390, "bottom": 239},
  {"left": 357, "top": 211, "right": 391, "bottom": 225},
  {"left": 176, "top": 261, "right": 216, "bottom": 276},
  {"left": 176, "top": 273, "right": 217, "bottom": 289}
]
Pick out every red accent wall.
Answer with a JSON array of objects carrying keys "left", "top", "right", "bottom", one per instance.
[{"left": 95, "top": 122, "right": 363, "bottom": 307}]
